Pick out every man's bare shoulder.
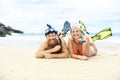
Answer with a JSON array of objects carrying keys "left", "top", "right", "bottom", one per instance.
[
  {"left": 60, "top": 37, "right": 64, "bottom": 41},
  {"left": 59, "top": 38, "right": 66, "bottom": 43}
]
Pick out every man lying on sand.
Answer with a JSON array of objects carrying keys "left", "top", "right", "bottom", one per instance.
[{"left": 35, "top": 24, "right": 69, "bottom": 59}]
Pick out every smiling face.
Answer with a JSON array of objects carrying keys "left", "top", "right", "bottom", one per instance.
[
  {"left": 70, "top": 27, "right": 82, "bottom": 40},
  {"left": 46, "top": 32, "right": 59, "bottom": 47}
]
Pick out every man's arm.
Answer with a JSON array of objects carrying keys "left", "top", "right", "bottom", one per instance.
[
  {"left": 44, "top": 39, "right": 69, "bottom": 59},
  {"left": 35, "top": 42, "right": 64, "bottom": 58},
  {"left": 35, "top": 42, "right": 54, "bottom": 58}
]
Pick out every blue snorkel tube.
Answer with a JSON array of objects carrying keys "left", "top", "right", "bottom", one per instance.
[{"left": 45, "top": 24, "right": 58, "bottom": 36}]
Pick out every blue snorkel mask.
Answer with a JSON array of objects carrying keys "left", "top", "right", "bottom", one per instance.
[{"left": 45, "top": 24, "right": 58, "bottom": 36}]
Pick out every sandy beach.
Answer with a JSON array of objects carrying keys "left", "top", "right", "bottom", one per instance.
[
  {"left": 0, "top": 0, "right": 120, "bottom": 79},
  {"left": 0, "top": 42, "right": 120, "bottom": 80}
]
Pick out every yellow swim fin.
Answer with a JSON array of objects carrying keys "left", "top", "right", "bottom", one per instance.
[
  {"left": 91, "top": 27, "right": 112, "bottom": 41},
  {"left": 79, "top": 20, "right": 89, "bottom": 35}
]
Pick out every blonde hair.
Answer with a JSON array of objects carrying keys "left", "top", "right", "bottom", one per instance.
[{"left": 70, "top": 26, "right": 83, "bottom": 40}]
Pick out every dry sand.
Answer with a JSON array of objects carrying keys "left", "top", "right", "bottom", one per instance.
[{"left": 0, "top": 43, "right": 120, "bottom": 80}]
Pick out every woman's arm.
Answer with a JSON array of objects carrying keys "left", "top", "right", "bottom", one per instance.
[{"left": 68, "top": 38, "right": 88, "bottom": 60}]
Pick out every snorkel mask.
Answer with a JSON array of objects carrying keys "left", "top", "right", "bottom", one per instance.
[{"left": 45, "top": 24, "right": 58, "bottom": 36}]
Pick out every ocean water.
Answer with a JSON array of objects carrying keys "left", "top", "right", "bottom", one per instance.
[{"left": 0, "top": 32, "right": 120, "bottom": 47}]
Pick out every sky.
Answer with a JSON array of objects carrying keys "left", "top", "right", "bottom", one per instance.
[{"left": 0, "top": 0, "right": 120, "bottom": 33}]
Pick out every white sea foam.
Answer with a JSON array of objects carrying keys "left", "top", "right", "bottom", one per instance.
[
  {"left": 0, "top": 35, "right": 45, "bottom": 47},
  {"left": 0, "top": 34, "right": 120, "bottom": 47},
  {"left": 0, "top": 34, "right": 120, "bottom": 55}
]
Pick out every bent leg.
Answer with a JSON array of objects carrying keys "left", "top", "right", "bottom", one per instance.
[
  {"left": 89, "top": 46, "right": 97, "bottom": 57},
  {"left": 82, "top": 36, "right": 91, "bottom": 57},
  {"left": 82, "top": 36, "right": 97, "bottom": 57}
]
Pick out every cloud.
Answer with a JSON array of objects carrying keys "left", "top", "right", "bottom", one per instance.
[{"left": 0, "top": 0, "right": 120, "bottom": 33}]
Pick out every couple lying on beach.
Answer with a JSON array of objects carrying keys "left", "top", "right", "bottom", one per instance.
[{"left": 35, "top": 23, "right": 97, "bottom": 60}]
